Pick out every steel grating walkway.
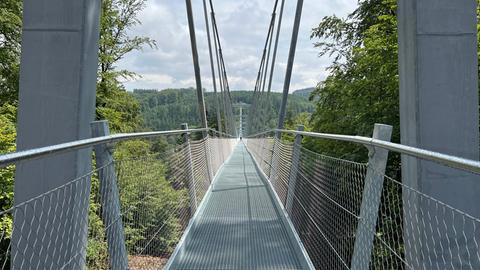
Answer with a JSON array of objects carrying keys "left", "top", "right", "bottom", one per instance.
[{"left": 167, "top": 143, "right": 312, "bottom": 269}]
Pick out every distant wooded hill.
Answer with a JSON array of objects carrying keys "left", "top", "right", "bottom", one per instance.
[
  {"left": 292, "top": 87, "right": 315, "bottom": 98},
  {"left": 132, "top": 88, "right": 314, "bottom": 131}
]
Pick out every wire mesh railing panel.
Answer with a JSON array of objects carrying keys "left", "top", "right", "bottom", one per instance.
[
  {"left": 190, "top": 138, "right": 211, "bottom": 205},
  {"left": 270, "top": 138, "right": 293, "bottom": 205},
  {"left": 369, "top": 170, "right": 480, "bottom": 270},
  {"left": 245, "top": 136, "right": 274, "bottom": 177},
  {"left": 208, "top": 137, "right": 223, "bottom": 177},
  {"left": 247, "top": 138, "right": 368, "bottom": 269},
  {"left": 291, "top": 145, "right": 367, "bottom": 270},
  {"left": 113, "top": 147, "right": 190, "bottom": 270},
  {"left": 0, "top": 132, "right": 236, "bottom": 270},
  {"left": 0, "top": 165, "right": 99, "bottom": 270},
  {"left": 246, "top": 131, "right": 480, "bottom": 270},
  {"left": 208, "top": 135, "right": 236, "bottom": 178}
]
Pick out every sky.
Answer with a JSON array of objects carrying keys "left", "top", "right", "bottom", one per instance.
[{"left": 117, "top": 0, "right": 358, "bottom": 93}]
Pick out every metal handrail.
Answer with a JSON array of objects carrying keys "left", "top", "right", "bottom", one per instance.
[
  {"left": 0, "top": 128, "right": 210, "bottom": 168},
  {"left": 246, "top": 128, "right": 480, "bottom": 175}
]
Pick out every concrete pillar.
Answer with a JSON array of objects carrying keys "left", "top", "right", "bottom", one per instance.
[
  {"left": 398, "top": 0, "right": 479, "bottom": 268},
  {"left": 13, "top": 0, "right": 101, "bottom": 268}
]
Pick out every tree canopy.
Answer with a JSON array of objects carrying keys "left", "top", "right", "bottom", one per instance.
[
  {"left": 0, "top": 0, "right": 21, "bottom": 105},
  {"left": 133, "top": 89, "right": 315, "bottom": 132},
  {"left": 306, "top": 0, "right": 398, "bottom": 163},
  {"left": 97, "top": 0, "right": 156, "bottom": 133}
]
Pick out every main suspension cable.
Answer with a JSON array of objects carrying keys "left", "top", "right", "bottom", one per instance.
[
  {"left": 202, "top": 0, "right": 223, "bottom": 134},
  {"left": 209, "top": 0, "right": 236, "bottom": 136},
  {"left": 248, "top": 0, "right": 280, "bottom": 135}
]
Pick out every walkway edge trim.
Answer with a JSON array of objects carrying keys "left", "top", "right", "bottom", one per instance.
[
  {"left": 244, "top": 143, "right": 316, "bottom": 270},
  {"left": 165, "top": 142, "right": 239, "bottom": 269}
]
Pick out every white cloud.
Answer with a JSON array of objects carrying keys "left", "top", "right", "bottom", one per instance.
[
  {"left": 116, "top": 0, "right": 358, "bottom": 93},
  {"left": 122, "top": 73, "right": 174, "bottom": 90}
]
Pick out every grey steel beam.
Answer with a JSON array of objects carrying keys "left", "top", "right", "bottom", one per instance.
[
  {"left": 398, "top": 1, "right": 480, "bottom": 267},
  {"left": 351, "top": 124, "right": 392, "bottom": 270},
  {"left": 185, "top": 0, "right": 208, "bottom": 134},
  {"left": 12, "top": 0, "right": 101, "bottom": 268},
  {"left": 91, "top": 121, "right": 128, "bottom": 270},
  {"left": 276, "top": 0, "right": 304, "bottom": 138}
]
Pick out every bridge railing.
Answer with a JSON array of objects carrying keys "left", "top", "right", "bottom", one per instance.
[
  {"left": 245, "top": 126, "right": 480, "bottom": 270},
  {"left": 0, "top": 123, "right": 236, "bottom": 270}
]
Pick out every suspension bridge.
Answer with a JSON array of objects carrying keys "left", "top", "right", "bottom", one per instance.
[{"left": 1, "top": 0, "right": 480, "bottom": 269}]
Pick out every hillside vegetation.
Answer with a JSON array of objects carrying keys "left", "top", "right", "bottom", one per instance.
[
  {"left": 132, "top": 89, "right": 315, "bottom": 131},
  {"left": 292, "top": 87, "right": 315, "bottom": 98}
]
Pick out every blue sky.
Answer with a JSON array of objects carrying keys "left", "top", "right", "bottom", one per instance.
[{"left": 117, "top": 0, "right": 357, "bottom": 92}]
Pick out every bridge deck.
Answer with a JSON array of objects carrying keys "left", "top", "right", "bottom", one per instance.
[{"left": 168, "top": 143, "right": 309, "bottom": 269}]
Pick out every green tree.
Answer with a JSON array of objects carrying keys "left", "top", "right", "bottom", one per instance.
[
  {"left": 308, "top": 1, "right": 401, "bottom": 268},
  {"left": 0, "top": 0, "right": 21, "bottom": 105},
  {"left": 113, "top": 140, "right": 188, "bottom": 257},
  {"left": 97, "top": 0, "right": 156, "bottom": 133},
  {"left": 0, "top": 104, "right": 16, "bottom": 234},
  {"left": 0, "top": 2, "right": 21, "bottom": 266},
  {"left": 308, "top": 0, "right": 398, "bottom": 163}
]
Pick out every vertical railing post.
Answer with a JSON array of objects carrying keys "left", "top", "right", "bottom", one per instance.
[
  {"left": 266, "top": 134, "right": 275, "bottom": 178},
  {"left": 286, "top": 125, "right": 304, "bottom": 213},
  {"left": 182, "top": 123, "right": 198, "bottom": 215},
  {"left": 206, "top": 130, "right": 214, "bottom": 178},
  {"left": 269, "top": 134, "right": 279, "bottom": 181},
  {"left": 351, "top": 123, "right": 393, "bottom": 270},
  {"left": 203, "top": 131, "right": 214, "bottom": 183},
  {"left": 91, "top": 120, "right": 128, "bottom": 270}
]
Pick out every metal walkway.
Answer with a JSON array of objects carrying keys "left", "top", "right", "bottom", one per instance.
[{"left": 167, "top": 142, "right": 312, "bottom": 269}]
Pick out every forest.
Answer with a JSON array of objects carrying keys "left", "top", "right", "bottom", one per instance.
[{"left": 132, "top": 88, "right": 314, "bottom": 132}]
